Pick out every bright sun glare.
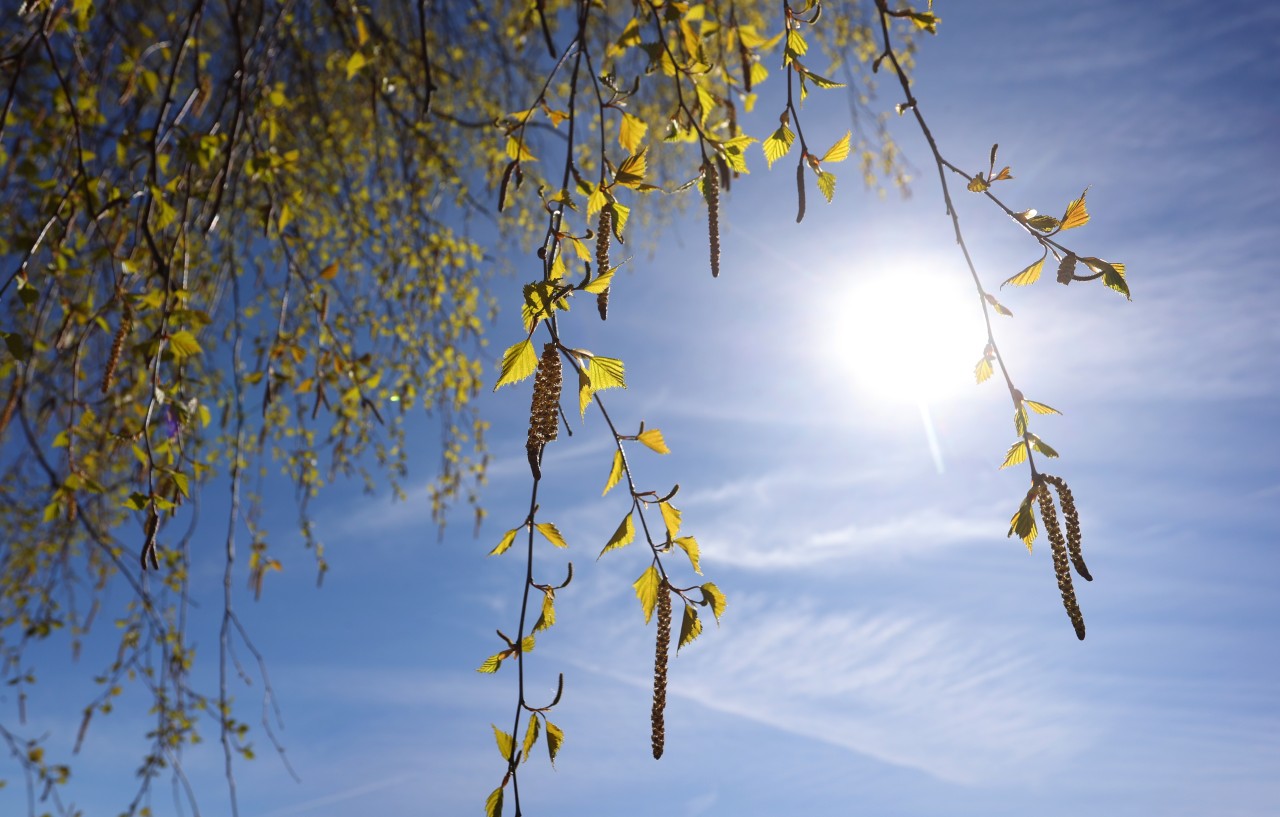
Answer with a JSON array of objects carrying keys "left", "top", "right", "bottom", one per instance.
[{"left": 825, "top": 266, "right": 986, "bottom": 406}]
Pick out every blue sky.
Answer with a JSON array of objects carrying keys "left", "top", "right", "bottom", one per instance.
[{"left": 5, "top": 1, "right": 1279, "bottom": 815}]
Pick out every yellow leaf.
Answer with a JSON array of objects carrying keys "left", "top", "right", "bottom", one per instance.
[
  {"left": 633, "top": 565, "right": 661, "bottom": 624},
  {"left": 319, "top": 262, "right": 339, "bottom": 280},
  {"left": 522, "top": 714, "right": 541, "bottom": 760},
  {"left": 636, "top": 428, "right": 669, "bottom": 454},
  {"left": 1007, "top": 493, "right": 1038, "bottom": 551},
  {"left": 505, "top": 136, "right": 536, "bottom": 162},
  {"left": 344, "top": 51, "right": 367, "bottom": 80},
  {"left": 674, "top": 536, "right": 702, "bottom": 574},
  {"left": 1060, "top": 190, "right": 1090, "bottom": 230},
  {"left": 763, "top": 123, "right": 795, "bottom": 169},
  {"left": 1000, "top": 254, "right": 1046, "bottom": 288},
  {"left": 488, "top": 528, "right": 519, "bottom": 556},
  {"left": 602, "top": 450, "right": 624, "bottom": 496},
  {"left": 168, "top": 330, "right": 202, "bottom": 359},
  {"left": 701, "top": 582, "right": 727, "bottom": 622},
  {"left": 975, "top": 357, "right": 994, "bottom": 384},
  {"left": 587, "top": 356, "right": 626, "bottom": 391},
  {"left": 599, "top": 513, "right": 635, "bottom": 557},
  {"left": 967, "top": 174, "right": 990, "bottom": 193},
  {"left": 659, "top": 501, "right": 682, "bottom": 539},
  {"left": 485, "top": 787, "right": 504, "bottom": 817},
  {"left": 582, "top": 267, "right": 613, "bottom": 294},
  {"left": 492, "top": 725, "right": 514, "bottom": 761},
  {"left": 545, "top": 719, "right": 564, "bottom": 766},
  {"left": 820, "top": 131, "right": 852, "bottom": 164},
  {"left": 535, "top": 522, "right": 568, "bottom": 549},
  {"left": 816, "top": 170, "right": 836, "bottom": 203},
  {"left": 615, "top": 149, "right": 647, "bottom": 188},
  {"left": 1000, "top": 440, "right": 1029, "bottom": 469},
  {"left": 1024, "top": 400, "right": 1061, "bottom": 415},
  {"left": 493, "top": 339, "right": 537, "bottom": 390},
  {"left": 533, "top": 589, "right": 556, "bottom": 633},
  {"left": 678, "top": 603, "right": 702, "bottom": 651}
]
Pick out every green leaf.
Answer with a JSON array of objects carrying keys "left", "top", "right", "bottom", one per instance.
[
  {"left": 1000, "top": 254, "right": 1046, "bottom": 288},
  {"left": 800, "top": 68, "right": 844, "bottom": 89},
  {"left": 1025, "top": 400, "right": 1061, "bottom": 415},
  {"left": 634, "top": 565, "right": 661, "bottom": 624},
  {"left": 762, "top": 123, "right": 794, "bottom": 169},
  {"left": 602, "top": 450, "right": 624, "bottom": 496},
  {"left": 494, "top": 339, "right": 537, "bottom": 391},
  {"left": 485, "top": 786, "right": 504, "bottom": 817},
  {"left": 168, "top": 330, "right": 202, "bottom": 359},
  {"left": 535, "top": 522, "right": 568, "bottom": 549},
  {"left": 545, "top": 719, "right": 564, "bottom": 766},
  {"left": 615, "top": 148, "right": 648, "bottom": 188},
  {"left": 1015, "top": 405, "right": 1028, "bottom": 437},
  {"left": 674, "top": 536, "right": 702, "bottom": 574},
  {"left": 701, "top": 582, "right": 727, "bottom": 623},
  {"left": 816, "top": 170, "right": 836, "bottom": 203},
  {"left": 636, "top": 428, "right": 670, "bottom": 454},
  {"left": 678, "top": 603, "right": 703, "bottom": 651},
  {"left": 489, "top": 528, "right": 520, "bottom": 557},
  {"left": 493, "top": 725, "right": 515, "bottom": 761},
  {"left": 1000, "top": 440, "right": 1029, "bottom": 469},
  {"left": 659, "top": 501, "right": 682, "bottom": 539},
  {"left": 820, "top": 131, "right": 852, "bottom": 164},
  {"left": 599, "top": 513, "right": 635, "bottom": 557},
  {"left": 1102, "top": 261, "right": 1130, "bottom": 299},
  {"left": 2, "top": 332, "right": 32, "bottom": 362},
  {"left": 522, "top": 715, "right": 541, "bottom": 763}
]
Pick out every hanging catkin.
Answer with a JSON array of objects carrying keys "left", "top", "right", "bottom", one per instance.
[
  {"left": 596, "top": 207, "right": 611, "bottom": 320},
  {"left": 1044, "top": 474, "right": 1090, "bottom": 581},
  {"left": 1037, "top": 480, "right": 1085, "bottom": 640},
  {"left": 651, "top": 586, "right": 671, "bottom": 759},
  {"left": 102, "top": 301, "right": 133, "bottom": 394},
  {"left": 524, "top": 343, "right": 562, "bottom": 480},
  {"left": 704, "top": 162, "right": 721, "bottom": 278}
]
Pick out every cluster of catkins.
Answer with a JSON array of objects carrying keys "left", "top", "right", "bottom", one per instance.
[
  {"left": 524, "top": 342, "right": 562, "bottom": 480},
  {"left": 651, "top": 586, "right": 671, "bottom": 759},
  {"left": 1037, "top": 474, "right": 1092, "bottom": 640}
]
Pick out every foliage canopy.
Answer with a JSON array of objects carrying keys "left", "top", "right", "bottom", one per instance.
[{"left": 0, "top": 0, "right": 1125, "bottom": 813}]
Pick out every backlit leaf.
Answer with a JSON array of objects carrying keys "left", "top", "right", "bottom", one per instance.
[
  {"left": 1015, "top": 405, "right": 1029, "bottom": 437},
  {"left": 599, "top": 513, "right": 635, "bottom": 557},
  {"left": 820, "top": 131, "right": 852, "bottom": 164},
  {"left": 1001, "top": 254, "right": 1046, "bottom": 288},
  {"left": 489, "top": 528, "right": 519, "bottom": 557},
  {"left": 975, "top": 357, "right": 993, "bottom": 384},
  {"left": 168, "top": 330, "right": 202, "bottom": 359},
  {"left": 659, "top": 501, "right": 682, "bottom": 539},
  {"left": 816, "top": 170, "right": 836, "bottom": 203},
  {"left": 1008, "top": 493, "right": 1039, "bottom": 551},
  {"left": 634, "top": 566, "right": 661, "bottom": 624},
  {"left": 582, "top": 267, "right": 613, "bottom": 294},
  {"left": 674, "top": 536, "right": 702, "bottom": 574},
  {"left": 535, "top": 522, "right": 567, "bottom": 549},
  {"left": 602, "top": 450, "right": 624, "bottom": 496},
  {"left": 1025, "top": 400, "right": 1061, "bottom": 415},
  {"left": 494, "top": 339, "right": 537, "bottom": 390},
  {"left": 1028, "top": 433, "right": 1059, "bottom": 458},
  {"left": 910, "top": 11, "right": 940, "bottom": 33},
  {"left": 1027, "top": 214, "right": 1060, "bottom": 232},
  {"left": 701, "top": 582, "right": 727, "bottom": 623},
  {"left": 637, "top": 428, "right": 670, "bottom": 454},
  {"left": 678, "top": 603, "right": 702, "bottom": 651},
  {"left": 1000, "top": 440, "right": 1029, "bottom": 469},
  {"left": 533, "top": 589, "right": 556, "bottom": 632},
  {"left": 984, "top": 293, "right": 1013, "bottom": 316},
  {"left": 1060, "top": 190, "right": 1090, "bottom": 230},
  {"left": 477, "top": 650, "right": 508, "bottom": 673},
  {"left": 763, "top": 123, "right": 794, "bottom": 168},
  {"left": 967, "top": 174, "right": 990, "bottom": 193},
  {"left": 615, "top": 149, "right": 647, "bottom": 188},
  {"left": 588, "top": 356, "right": 626, "bottom": 391},
  {"left": 344, "top": 51, "right": 367, "bottom": 80},
  {"left": 619, "top": 113, "right": 647, "bottom": 154}
]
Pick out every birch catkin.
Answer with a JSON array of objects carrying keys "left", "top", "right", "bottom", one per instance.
[
  {"left": 704, "top": 162, "right": 721, "bottom": 278},
  {"left": 596, "top": 207, "right": 611, "bottom": 320},
  {"left": 525, "top": 343, "right": 562, "bottom": 480},
  {"left": 651, "top": 586, "right": 671, "bottom": 759},
  {"left": 1037, "top": 480, "right": 1086, "bottom": 640},
  {"left": 102, "top": 303, "right": 133, "bottom": 394},
  {"left": 1045, "top": 474, "right": 1090, "bottom": 581}
]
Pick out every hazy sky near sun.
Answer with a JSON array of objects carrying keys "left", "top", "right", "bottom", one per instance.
[{"left": 6, "top": 2, "right": 1278, "bottom": 816}]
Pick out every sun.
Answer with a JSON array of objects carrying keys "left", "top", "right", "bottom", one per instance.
[{"left": 818, "top": 264, "right": 988, "bottom": 406}]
